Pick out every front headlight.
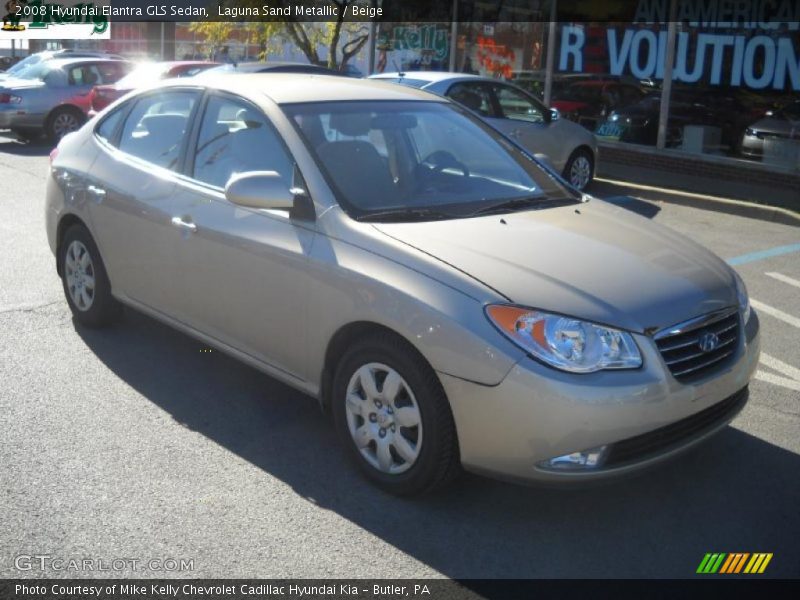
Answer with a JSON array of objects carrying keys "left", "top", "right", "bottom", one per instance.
[
  {"left": 486, "top": 305, "right": 642, "bottom": 373},
  {"left": 733, "top": 271, "right": 751, "bottom": 322}
]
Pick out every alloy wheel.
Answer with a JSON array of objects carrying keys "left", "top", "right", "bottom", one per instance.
[
  {"left": 569, "top": 154, "right": 592, "bottom": 190},
  {"left": 52, "top": 112, "right": 80, "bottom": 139},
  {"left": 64, "top": 240, "right": 95, "bottom": 311}
]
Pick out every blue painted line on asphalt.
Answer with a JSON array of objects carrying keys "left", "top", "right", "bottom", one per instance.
[{"left": 726, "top": 243, "right": 800, "bottom": 266}]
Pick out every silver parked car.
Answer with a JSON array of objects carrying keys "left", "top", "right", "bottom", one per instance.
[
  {"left": 740, "top": 100, "right": 800, "bottom": 160},
  {"left": 0, "top": 57, "right": 132, "bottom": 141},
  {"left": 370, "top": 71, "right": 598, "bottom": 190},
  {"left": 46, "top": 75, "right": 759, "bottom": 495}
]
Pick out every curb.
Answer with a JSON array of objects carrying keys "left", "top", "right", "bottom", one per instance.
[{"left": 593, "top": 178, "right": 800, "bottom": 227}]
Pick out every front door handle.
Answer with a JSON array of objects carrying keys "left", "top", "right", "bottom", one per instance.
[{"left": 171, "top": 216, "right": 197, "bottom": 233}]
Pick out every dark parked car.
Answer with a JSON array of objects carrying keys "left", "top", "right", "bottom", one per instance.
[
  {"left": 89, "top": 61, "right": 219, "bottom": 114},
  {"left": 551, "top": 79, "right": 647, "bottom": 130},
  {"left": 596, "top": 89, "right": 763, "bottom": 152}
]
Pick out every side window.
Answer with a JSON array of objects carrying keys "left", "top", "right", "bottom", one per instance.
[
  {"left": 493, "top": 84, "right": 545, "bottom": 123},
  {"left": 96, "top": 107, "right": 124, "bottom": 144},
  {"left": 447, "top": 83, "right": 495, "bottom": 117},
  {"left": 67, "top": 64, "right": 101, "bottom": 87},
  {"left": 118, "top": 91, "right": 198, "bottom": 170},
  {"left": 192, "top": 95, "right": 293, "bottom": 189},
  {"left": 96, "top": 62, "right": 130, "bottom": 84}
]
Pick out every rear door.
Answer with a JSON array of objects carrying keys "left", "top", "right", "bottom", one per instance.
[{"left": 86, "top": 88, "right": 201, "bottom": 316}]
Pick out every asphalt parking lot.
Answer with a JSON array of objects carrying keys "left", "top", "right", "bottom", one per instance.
[{"left": 1, "top": 132, "right": 798, "bottom": 580}]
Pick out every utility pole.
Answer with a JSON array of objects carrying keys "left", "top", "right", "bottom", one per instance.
[
  {"left": 656, "top": 0, "right": 678, "bottom": 150},
  {"left": 543, "top": 0, "right": 557, "bottom": 106}
]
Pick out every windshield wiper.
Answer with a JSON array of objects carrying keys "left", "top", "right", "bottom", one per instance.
[
  {"left": 356, "top": 207, "right": 459, "bottom": 222},
  {"left": 466, "top": 196, "right": 551, "bottom": 216}
]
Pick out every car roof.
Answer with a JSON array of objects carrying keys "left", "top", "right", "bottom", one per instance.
[
  {"left": 43, "top": 57, "right": 129, "bottom": 68},
  {"left": 371, "top": 71, "right": 484, "bottom": 84},
  {"left": 214, "top": 61, "right": 335, "bottom": 73},
  {"left": 167, "top": 73, "right": 447, "bottom": 104}
]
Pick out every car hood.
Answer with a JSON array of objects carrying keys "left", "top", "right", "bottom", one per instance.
[
  {"left": 372, "top": 199, "right": 737, "bottom": 333},
  {"left": 748, "top": 116, "right": 799, "bottom": 136}
]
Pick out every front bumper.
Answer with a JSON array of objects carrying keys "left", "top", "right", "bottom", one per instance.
[{"left": 440, "top": 310, "right": 760, "bottom": 484}]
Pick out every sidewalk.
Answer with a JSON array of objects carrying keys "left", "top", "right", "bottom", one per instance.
[
  {"left": 596, "top": 141, "right": 800, "bottom": 222},
  {"left": 590, "top": 177, "right": 800, "bottom": 227}
]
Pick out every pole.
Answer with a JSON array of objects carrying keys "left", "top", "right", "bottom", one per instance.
[
  {"left": 656, "top": 0, "right": 678, "bottom": 150},
  {"left": 449, "top": 0, "right": 458, "bottom": 72},
  {"left": 160, "top": 22, "right": 165, "bottom": 60},
  {"left": 367, "top": 21, "right": 376, "bottom": 74},
  {"left": 543, "top": 0, "right": 557, "bottom": 106}
]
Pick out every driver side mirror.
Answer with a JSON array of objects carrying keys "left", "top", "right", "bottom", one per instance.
[
  {"left": 225, "top": 171, "right": 294, "bottom": 211},
  {"left": 548, "top": 108, "right": 560, "bottom": 122}
]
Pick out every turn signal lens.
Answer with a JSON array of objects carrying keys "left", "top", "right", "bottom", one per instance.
[{"left": 486, "top": 305, "right": 642, "bottom": 373}]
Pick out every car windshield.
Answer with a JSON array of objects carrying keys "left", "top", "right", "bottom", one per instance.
[
  {"left": 284, "top": 100, "right": 575, "bottom": 220},
  {"left": 7, "top": 54, "right": 43, "bottom": 74}
]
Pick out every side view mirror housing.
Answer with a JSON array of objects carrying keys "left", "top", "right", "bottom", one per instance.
[
  {"left": 549, "top": 108, "right": 560, "bottom": 122},
  {"left": 225, "top": 171, "right": 294, "bottom": 211}
]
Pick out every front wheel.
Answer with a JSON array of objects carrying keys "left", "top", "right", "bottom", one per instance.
[
  {"left": 332, "top": 334, "right": 460, "bottom": 495},
  {"left": 563, "top": 148, "right": 594, "bottom": 191},
  {"left": 60, "top": 224, "right": 122, "bottom": 327}
]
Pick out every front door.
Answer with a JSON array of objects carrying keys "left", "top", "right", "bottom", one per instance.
[{"left": 167, "top": 93, "right": 316, "bottom": 380}]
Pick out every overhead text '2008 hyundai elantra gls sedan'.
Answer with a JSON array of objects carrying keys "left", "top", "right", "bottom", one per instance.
[{"left": 45, "top": 74, "right": 760, "bottom": 495}]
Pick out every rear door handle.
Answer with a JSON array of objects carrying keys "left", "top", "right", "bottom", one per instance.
[
  {"left": 86, "top": 184, "right": 106, "bottom": 202},
  {"left": 171, "top": 216, "right": 197, "bottom": 233}
]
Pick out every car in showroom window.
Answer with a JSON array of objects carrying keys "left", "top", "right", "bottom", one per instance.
[{"left": 45, "top": 74, "right": 759, "bottom": 496}]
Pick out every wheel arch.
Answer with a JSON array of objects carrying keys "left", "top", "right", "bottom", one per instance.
[
  {"left": 319, "top": 321, "right": 438, "bottom": 415},
  {"left": 55, "top": 213, "right": 90, "bottom": 276}
]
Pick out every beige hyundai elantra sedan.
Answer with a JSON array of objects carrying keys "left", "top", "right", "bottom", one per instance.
[{"left": 45, "top": 74, "right": 760, "bottom": 495}]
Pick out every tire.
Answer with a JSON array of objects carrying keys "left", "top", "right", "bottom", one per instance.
[
  {"left": 332, "top": 333, "right": 460, "bottom": 495},
  {"left": 60, "top": 224, "right": 122, "bottom": 327},
  {"left": 562, "top": 148, "right": 594, "bottom": 191},
  {"left": 46, "top": 107, "right": 85, "bottom": 142}
]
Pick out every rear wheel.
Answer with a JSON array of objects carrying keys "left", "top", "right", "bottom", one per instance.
[
  {"left": 60, "top": 224, "right": 122, "bottom": 327},
  {"left": 332, "top": 333, "right": 460, "bottom": 495},
  {"left": 563, "top": 148, "right": 594, "bottom": 191},
  {"left": 46, "top": 107, "right": 85, "bottom": 142}
]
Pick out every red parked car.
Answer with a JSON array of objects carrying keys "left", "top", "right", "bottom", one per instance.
[{"left": 88, "top": 61, "right": 218, "bottom": 115}]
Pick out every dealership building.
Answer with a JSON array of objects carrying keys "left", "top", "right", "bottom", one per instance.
[{"left": 20, "top": 0, "right": 800, "bottom": 198}]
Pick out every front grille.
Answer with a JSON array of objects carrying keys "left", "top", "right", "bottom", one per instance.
[
  {"left": 655, "top": 309, "right": 740, "bottom": 382},
  {"left": 604, "top": 386, "right": 748, "bottom": 467}
]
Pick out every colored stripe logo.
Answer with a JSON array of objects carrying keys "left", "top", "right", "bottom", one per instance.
[{"left": 697, "top": 553, "right": 773, "bottom": 574}]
